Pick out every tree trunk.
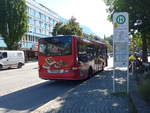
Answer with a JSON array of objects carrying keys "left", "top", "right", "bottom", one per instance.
[{"left": 142, "top": 36, "right": 148, "bottom": 63}]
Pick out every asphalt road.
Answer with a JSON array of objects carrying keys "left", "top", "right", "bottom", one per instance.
[
  {"left": 0, "top": 62, "right": 82, "bottom": 113},
  {"left": 0, "top": 57, "right": 148, "bottom": 113}
]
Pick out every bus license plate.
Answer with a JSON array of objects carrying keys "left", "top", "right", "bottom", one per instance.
[{"left": 48, "top": 70, "right": 63, "bottom": 73}]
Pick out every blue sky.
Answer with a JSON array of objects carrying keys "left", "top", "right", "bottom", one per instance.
[{"left": 36, "top": 0, "right": 113, "bottom": 38}]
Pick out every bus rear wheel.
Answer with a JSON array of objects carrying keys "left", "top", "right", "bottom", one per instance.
[
  {"left": 101, "top": 63, "right": 104, "bottom": 71},
  {"left": 0, "top": 64, "right": 2, "bottom": 70},
  {"left": 88, "top": 67, "right": 93, "bottom": 78}
]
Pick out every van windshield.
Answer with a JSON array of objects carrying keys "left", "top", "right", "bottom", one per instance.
[
  {"left": 0, "top": 52, "right": 7, "bottom": 59},
  {"left": 0, "top": 52, "right": 2, "bottom": 59},
  {"left": 39, "top": 36, "right": 72, "bottom": 56}
]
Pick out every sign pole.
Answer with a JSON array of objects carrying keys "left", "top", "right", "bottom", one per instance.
[
  {"left": 113, "top": 12, "right": 129, "bottom": 93},
  {"left": 113, "top": 67, "right": 115, "bottom": 92},
  {"left": 113, "top": 34, "right": 115, "bottom": 93},
  {"left": 127, "top": 67, "right": 129, "bottom": 94},
  {"left": 127, "top": 50, "right": 129, "bottom": 94}
]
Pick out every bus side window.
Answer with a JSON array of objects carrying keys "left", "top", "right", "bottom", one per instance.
[{"left": 77, "top": 42, "right": 88, "bottom": 62}]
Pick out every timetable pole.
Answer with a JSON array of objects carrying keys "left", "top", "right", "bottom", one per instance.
[{"left": 113, "top": 67, "right": 115, "bottom": 93}]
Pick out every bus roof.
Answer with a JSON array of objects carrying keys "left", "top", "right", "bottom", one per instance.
[{"left": 40, "top": 35, "right": 106, "bottom": 47}]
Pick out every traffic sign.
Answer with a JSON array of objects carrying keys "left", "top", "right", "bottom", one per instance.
[
  {"left": 113, "top": 12, "right": 129, "bottom": 93},
  {"left": 113, "top": 30, "right": 128, "bottom": 42},
  {"left": 113, "top": 12, "right": 129, "bottom": 67},
  {"left": 116, "top": 15, "right": 126, "bottom": 24},
  {"left": 113, "top": 12, "right": 129, "bottom": 29}
]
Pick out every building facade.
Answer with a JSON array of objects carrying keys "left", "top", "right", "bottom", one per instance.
[{"left": 0, "top": 0, "right": 65, "bottom": 52}]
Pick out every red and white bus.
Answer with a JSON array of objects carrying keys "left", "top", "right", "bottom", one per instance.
[{"left": 38, "top": 35, "right": 107, "bottom": 80}]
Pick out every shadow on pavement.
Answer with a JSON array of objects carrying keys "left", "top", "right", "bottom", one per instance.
[
  {"left": 0, "top": 68, "right": 17, "bottom": 71},
  {"left": 0, "top": 80, "right": 83, "bottom": 112},
  {"left": 45, "top": 69, "right": 130, "bottom": 113}
]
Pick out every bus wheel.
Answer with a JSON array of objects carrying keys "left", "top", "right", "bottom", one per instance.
[
  {"left": 101, "top": 63, "right": 104, "bottom": 71},
  {"left": 0, "top": 64, "right": 2, "bottom": 70},
  {"left": 88, "top": 67, "right": 93, "bottom": 78},
  {"left": 17, "top": 63, "right": 22, "bottom": 68}
]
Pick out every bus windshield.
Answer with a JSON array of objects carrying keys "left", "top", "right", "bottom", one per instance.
[{"left": 39, "top": 36, "right": 72, "bottom": 56}]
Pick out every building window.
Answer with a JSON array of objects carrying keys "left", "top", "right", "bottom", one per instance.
[
  {"left": 39, "top": 21, "right": 42, "bottom": 27},
  {"left": 29, "top": 17, "right": 34, "bottom": 25},
  {"left": 46, "top": 16, "right": 49, "bottom": 22},
  {"left": 41, "top": 14, "right": 46, "bottom": 20},
  {"left": 35, "top": 11, "right": 39, "bottom": 18},
  {"left": 42, "top": 22, "right": 44, "bottom": 28},
  {"left": 41, "top": 29, "right": 44, "bottom": 34},
  {"left": 50, "top": 18, "right": 53, "bottom": 25},
  {"left": 34, "top": 20, "right": 36, "bottom": 26},
  {"left": 26, "top": 35, "right": 28, "bottom": 42},
  {"left": 39, "top": 29, "right": 42, "bottom": 33},
  {"left": 39, "top": 12, "right": 42, "bottom": 19},
  {"left": 29, "top": 8, "right": 35, "bottom": 16},
  {"left": 34, "top": 27, "right": 36, "bottom": 33},
  {"left": 36, "top": 20, "right": 39, "bottom": 26},
  {"left": 37, "top": 28, "right": 40, "bottom": 33},
  {"left": 28, "top": 35, "right": 30, "bottom": 42},
  {"left": 44, "top": 23, "right": 47, "bottom": 29}
]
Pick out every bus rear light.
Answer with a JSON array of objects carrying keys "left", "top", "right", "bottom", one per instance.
[{"left": 39, "top": 65, "right": 42, "bottom": 71}]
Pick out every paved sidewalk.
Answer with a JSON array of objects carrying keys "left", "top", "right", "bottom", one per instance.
[{"left": 32, "top": 68, "right": 131, "bottom": 113}]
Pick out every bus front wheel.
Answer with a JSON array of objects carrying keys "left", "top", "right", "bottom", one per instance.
[{"left": 17, "top": 63, "right": 22, "bottom": 68}]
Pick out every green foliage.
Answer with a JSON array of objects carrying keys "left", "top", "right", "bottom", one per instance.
[
  {"left": 130, "top": 33, "right": 142, "bottom": 52},
  {"left": 52, "top": 17, "right": 105, "bottom": 41},
  {"left": 103, "top": 36, "right": 113, "bottom": 52},
  {"left": 129, "top": 55, "right": 136, "bottom": 62},
  {"left": 52, "top": 22, "right": 63, "bottom": 36},
  {"left": 148, "top": 39, "right": 150, "bottom": 50},
  {"left": 83, "top": 33, "right": 102, "bottom": 40},
  {"left": 104, "top": 40, "right": 112, "bottom": 52},
  {"left": 104, "top": 0, "right": 150, "bottom": 62},
  {"left": 104, "top": 36, "right": 113, "bottom": 46},
  {"left": 0, "top": 0, "right": 28, "bottom": 50},
  {"left": 52, "top": 17, "right": 83, "bottom": 37}
]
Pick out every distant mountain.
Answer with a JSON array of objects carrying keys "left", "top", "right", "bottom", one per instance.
[{"left": 80, "top": 25, "right": 94, "bottom": 34}]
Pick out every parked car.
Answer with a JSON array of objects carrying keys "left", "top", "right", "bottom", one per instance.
[{"left": 0, "top": 51, "right": 25, "bottom": 69}]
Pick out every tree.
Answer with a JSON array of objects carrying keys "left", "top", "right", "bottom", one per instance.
[
  {"left": 104, "top": 36, "right": 113, "bottom": 52},
  {"left": 82, "top": 33, "right": 101, "bottom": 40},
  {"left": 52, "top": 17, "right": 104, "bottom": 41},
  {"left": 52, "top": 17, "right": 83, "bottom": 36},
  {"left": 52, "top": 22, "right": 63, "bottom": 36},
  {"left": 104, "top": 0, "right": 150, "bottom": 62},
  {"left": 130, "top": 33, "right": 142, "bottom": 52},
  {"left": 0, "top": 0, "right": 28, "bottom": 50}
]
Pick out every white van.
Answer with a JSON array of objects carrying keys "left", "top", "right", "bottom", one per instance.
[{"left": 0, "top": 51, "right": 25, "bottom": 69}]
